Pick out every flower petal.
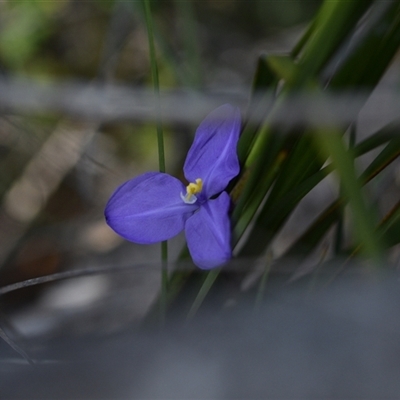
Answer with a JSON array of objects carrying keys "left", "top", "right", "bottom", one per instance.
[
  {"left": 184, "top": 104, "right": 241, "bottom": 198},
  {"left": 185, "top": 192, "right": 232, "bottom": 269},
  {"left": 105, "top": 172, "right": 197, "bottom": 244}
]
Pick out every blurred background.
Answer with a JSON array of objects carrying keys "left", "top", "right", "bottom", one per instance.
[
  {"left": 1, "top": 1, "right": 400, "bottom": 398},
  {"left": 0, "top": 0, "right": 325, "bottom": 327}
]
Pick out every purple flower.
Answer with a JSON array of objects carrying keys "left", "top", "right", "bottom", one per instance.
[{"left": 105, "top": 104, "right": 241, "bottom": 269}]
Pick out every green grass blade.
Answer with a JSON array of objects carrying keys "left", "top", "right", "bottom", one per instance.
[
  {"left": 142, "top": 0, "right": 168, "bottom": 324},
  {"left": 329, "top": 2, "right": 400, "bottom": 89},
  {"left": 237, "top": 55, "right": 278, "bottom": 164},
  {"left": 296, "top": 0, "right": 373, "bottom": 84},
  {"left": 284, "top": 132, "right": 400, "bottom": 260},
  {"left": 186, "top": 270, "right": 220, "bottom": 320},
  {"left": 361, "top": 138, "right": 400, "bottom": 183},
  {"left": 354, "top": 122, "right": 400, "bottom": 157},
  {"left": 174, "top": 0, "right": 202, "bottom": 88},
  {"left": 284, "top": 200, "right": 342, "bottom": 260},
  {"left": 232, "top": 149, "right": 288, "bottom": 246},
  {"left": 266, "top": 55, "right": 298, "bottom": 84},
  {"left": 291, "top": 16, "right": 317, "bottom": 58},
  {"left": 315, "top": 130, "right": 383, "bottom": 263},
  {"left": 238, "top": 160, "right": 332, "bottom": 257},
  {"left": 130, "top": 1, "right": 194, "bottom": 87},
  {"left": 378, "top": 200, "right": 400, "bottom": 248}
]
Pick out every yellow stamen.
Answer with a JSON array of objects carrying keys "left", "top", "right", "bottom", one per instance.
[
  {"left": 187, "top": 179, "right": 203, "bottom": 196},
  {"left": 181, "top": 178, "right": 203, "bottom": 204}
]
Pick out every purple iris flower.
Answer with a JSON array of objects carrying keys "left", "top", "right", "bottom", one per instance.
[{"left": 104, "top": 104, "right": 241, "bottom": 269}]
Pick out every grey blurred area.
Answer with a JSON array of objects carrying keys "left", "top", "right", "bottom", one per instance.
[
  {"left": 1, "top": 270, "right": 400, "bottom": 399},
  {"left": 0, "top": 78, "right": 399, "bottom": 127}
]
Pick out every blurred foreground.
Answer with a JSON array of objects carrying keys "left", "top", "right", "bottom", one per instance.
[{"left": 1, "top": 267, "right": 400, "bottom": 399}]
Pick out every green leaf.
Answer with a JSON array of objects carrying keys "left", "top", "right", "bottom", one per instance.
[
  {"left": 379, "top": 201, "right": 400, "bottom": 248},
  {"left": 266, "top": 55, "right": 298, "bottom": 85},
  {"left": 314, "top": 130, "right": 383, "bottom": 263},
  {"left": 251, "top": 54, "right": 278, "bottom": 93},
  {"left": 284, "top": 200, "right": 342, "bottom": 259},
  {"left": 237, "top": 155, "right": 331, "bottom": 257},
  {"left": 354, "top": 122, "right": 400, "bottom": 157},
  {"left": 237, "top": 55, "right": 278, "bottom": 165},
  {"left": 238, "top": 1, "right": 400, "bottom": 261},
  {"left": 329, "top": 2, "right": 400, "bottom": 89},
  {"left": 283, "top": 130, "right": 400, "bottom": 260},
  {"left": 296, "top": 0, "right": 374, "bottom": 84},
  {"left": 232, "top": 148, "right": 288, "bottom": 246},
  {"left": 361, "top": 138, "right": 400, "bottom": 182}
]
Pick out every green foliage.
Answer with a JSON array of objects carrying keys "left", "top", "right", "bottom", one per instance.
[
  {"left": 233, "top": 0, "right": 400, "bottom": 268},
  {"left": 0, "top": 0, "right": 399, "bottom": 321},
  {"left": 0, "top": 1, "right": 68, "bottom": 69},
  {"left": 154, "top": 0, "right": 400, "bottom": 317}
]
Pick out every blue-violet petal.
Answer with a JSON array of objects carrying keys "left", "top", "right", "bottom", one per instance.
[
  {"left": 105, "top": 172, "right": 197, "bottom": 244},
  {"left": 185, "top": 191, "right": 232, "bottom": 269},
  {"left": 184, "top": 104, "right": 241, "bottom": 198}
]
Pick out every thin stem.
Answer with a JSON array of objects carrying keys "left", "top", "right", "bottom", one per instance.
[
  {"left": 142, "top": 0, "right": 168, "bottom": 323},
  {"left": 0, "top": 326, "right": 34, "bottom": 365},
  {"left": 334, "top": 124, "right": 356, "bottom": 255},
  {"left": 254, "top": 252, "right": 272, "bottom": 312},
  {"left": 143, "top": 0, "right": 165, "bottom": 173},
  {"left": 186, "top": 270, "right": 219, "bottom": 321},
  {"left": 0, "top": 307, "right": 34, "bottom": 365},
  {"left": 160, "top": 241, "right": 168, "bottom": 325},
  {"left": 174, "top": 0, "right": 201, "bottom": 88}
]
